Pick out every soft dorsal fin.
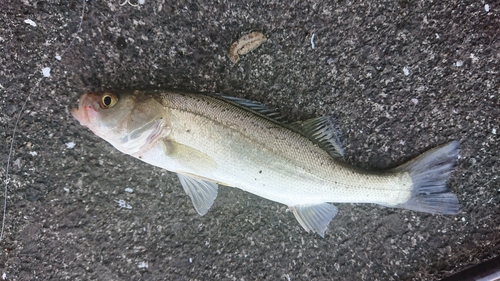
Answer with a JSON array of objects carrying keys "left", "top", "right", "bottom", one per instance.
[
  {"left": 177, "top": 173, "right": 218, "bottom": 216},
  {"left": 290, "top": 203, "right": 338, "bottom": 238},
  {"left": 291, "top": 116, "right": 345, "bottom": 158},
  {"left": 218, "top": 95, "right": 286, "bottom": 122}
]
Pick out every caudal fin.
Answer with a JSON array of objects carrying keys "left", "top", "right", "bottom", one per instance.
[{"left": 396, "top": 141, "right": 461, "bottom": 214}]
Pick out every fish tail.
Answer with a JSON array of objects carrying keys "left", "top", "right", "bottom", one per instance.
[{"left": 396, "top": 140, "right": 460, "bottom": 214}]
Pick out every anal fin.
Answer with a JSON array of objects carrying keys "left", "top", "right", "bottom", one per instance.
[
  {"left": 177, "top": 173, "right": 218, "bottom": 216},
  {"left": 290, "top": 203, "right": 338, "bottom": 238}
]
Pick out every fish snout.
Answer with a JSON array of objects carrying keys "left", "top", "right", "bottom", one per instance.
[
  {"left": 71, "top": 94, "right": 99, "bottom": 126},
  {"left": 70, "top": 107, "right": 82, "bottom": 123}
]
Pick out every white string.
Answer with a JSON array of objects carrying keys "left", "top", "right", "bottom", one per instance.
[{"left": 0, "top": 0, "right": 87, "bottom": 242}]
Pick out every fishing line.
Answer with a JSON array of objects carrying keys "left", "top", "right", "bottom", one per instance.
[{"left": 0, "top": 0, "right": 87, "bottom": 242}]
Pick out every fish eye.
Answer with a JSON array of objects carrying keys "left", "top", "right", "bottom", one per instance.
[{"left": 101, "top": 92, "right": 118, "bottom": 108}]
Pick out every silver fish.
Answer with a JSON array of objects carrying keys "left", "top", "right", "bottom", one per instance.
[{"left": 71, "top": 90, "right": 460, "bottom": 237}]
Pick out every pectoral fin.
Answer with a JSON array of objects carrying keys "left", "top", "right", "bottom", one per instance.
[
  {"left": 166, "top": 140, "right": 218, "bottom": 174},
  {"left": 290, "top": 203, "right": 338, "bottom": 238},
  {"left": 177, "top": 173, "right": 218, "bottom": 216}
]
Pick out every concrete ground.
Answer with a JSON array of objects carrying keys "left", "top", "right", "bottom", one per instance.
[{"left": 1, "top": 0, "right": 499, "bottom": 280}]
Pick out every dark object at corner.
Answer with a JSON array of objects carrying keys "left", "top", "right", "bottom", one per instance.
[{"left": 441, "top": 256, "right": 500, "bottom": 281}]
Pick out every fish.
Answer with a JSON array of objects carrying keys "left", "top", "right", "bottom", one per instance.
[{"left": 71, "top": 89, "right": 460, "bottom": 237}]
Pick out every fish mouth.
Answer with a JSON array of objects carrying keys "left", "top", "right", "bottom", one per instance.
[
  {"left": 71, "top": 93, "right": 98, "bottom": 126},
  {"left": 71, "top": 106, "right": 85, "bottom": 124}
]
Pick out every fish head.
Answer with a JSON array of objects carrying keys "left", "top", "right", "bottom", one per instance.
[{"left": 71, "top": 91, "right": 168, "bottom": 154}]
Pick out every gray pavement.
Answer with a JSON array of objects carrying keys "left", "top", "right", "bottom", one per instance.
[{"left": 1, "top": 0, "right": 499, "bottom": 280}]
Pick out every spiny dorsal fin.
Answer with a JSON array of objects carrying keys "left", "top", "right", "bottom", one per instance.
[
  {"left": 218, "top": 95, "right": 343, "bottom": 157},
  {"left": 218, "top": 95, "right": 286, "bottom": 122},
  {"left": 291, "top": 116, "right": 345, "bottom": 158}
]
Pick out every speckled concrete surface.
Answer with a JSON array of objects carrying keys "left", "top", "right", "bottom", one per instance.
[{"left": 1, "top": 0, "right": 499, "bottom": 280}]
